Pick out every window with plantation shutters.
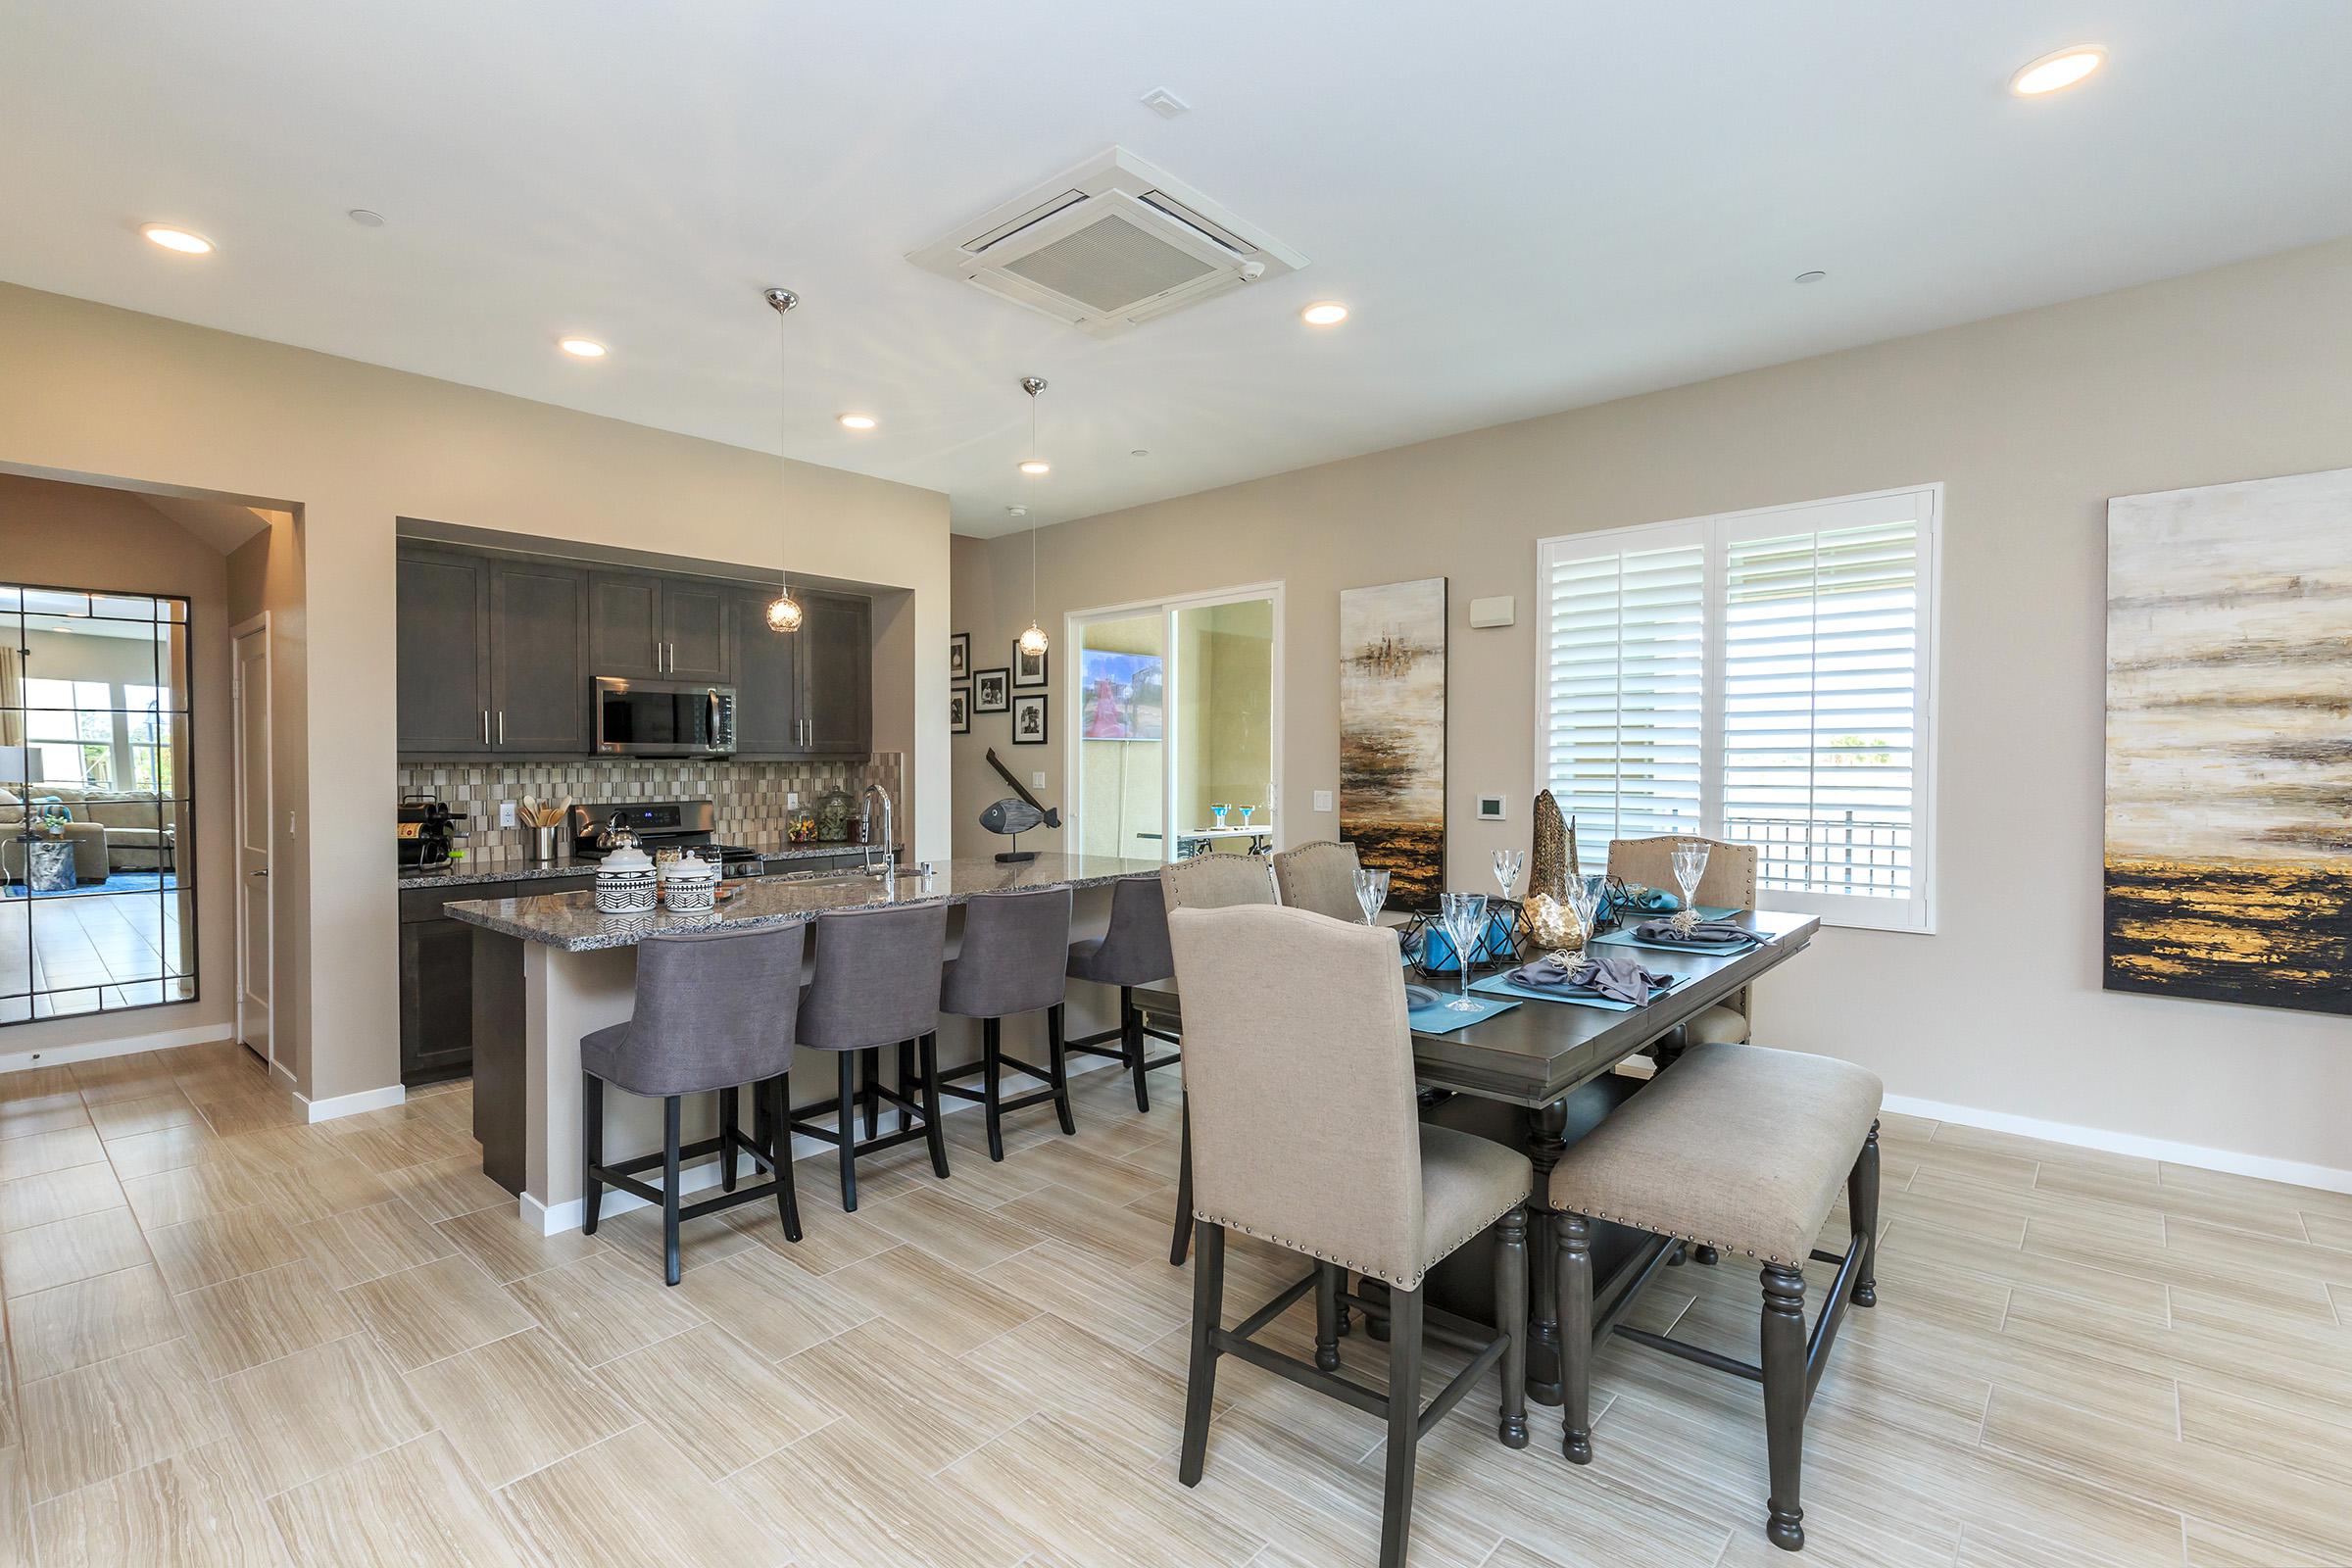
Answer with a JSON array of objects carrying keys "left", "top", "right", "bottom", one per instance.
[{"left": 1537, "top": 486, "right": 1938, "bottom": 933}]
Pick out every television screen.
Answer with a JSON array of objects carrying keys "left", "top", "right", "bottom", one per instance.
[{"left": 1078, "top": 649, "right": 1163, "bottom": 740}]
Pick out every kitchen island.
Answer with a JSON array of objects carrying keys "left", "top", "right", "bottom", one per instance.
[{"left": 446, "top": 854, "right": 1162, "bottom": 1232}]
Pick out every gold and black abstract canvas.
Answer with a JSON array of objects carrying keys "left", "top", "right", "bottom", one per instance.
[{"left": 2104, "top": 467, "right": 2352, "bottom": 1016}]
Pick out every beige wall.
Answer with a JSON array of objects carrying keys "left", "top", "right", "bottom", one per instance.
[
  {"left": 1, "top": 474, "right": 233, "bottom": 1052},
  {"left": 953, "top": 237, "right": 2352, "bottom": 1177},
  {"left": 3, "top": 283, "right": 953, "bottom": 1102}
]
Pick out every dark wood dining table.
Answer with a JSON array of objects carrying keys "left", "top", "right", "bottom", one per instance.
[{"left": 1134, "top": 906, "right": 1822, "bottom": 1402}]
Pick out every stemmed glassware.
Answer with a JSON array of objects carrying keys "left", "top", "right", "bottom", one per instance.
[
  {"left": 1237, "top": 804, "right": 1255, "bottom": 828},
  {"left": 1352, "top": 867, "right": 1392, "bottom": 926},
  {"left": 1210, "top": 804, "right": 1230, "bottom": 830},
  {"left": 1492, "top": 849, "right": 1524, "bottom": 901},
  {"left": 1564, "top": 873, "right": 1605, "bottom": 949},
  {"left": 1670, "top": 840, "right": 1710, "bottom": 914},
  {"left": 1437, "top": 892, "right": 1489, "bottom": 1011}
]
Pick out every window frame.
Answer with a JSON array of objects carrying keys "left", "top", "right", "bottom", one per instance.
[{"left": 1534, "top": 483, "right": 1941, "bottom": 935}]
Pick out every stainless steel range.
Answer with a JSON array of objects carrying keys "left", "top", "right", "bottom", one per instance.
[{"left": 565, "top": 800, "right": 765, "bottom": 878}]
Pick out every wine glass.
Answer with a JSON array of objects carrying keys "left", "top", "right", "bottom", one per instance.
[
  {"left": 1210, "top": 804, "right": 1229, "bottom": 830},
  {"left": 1564, "top": 873, "right": 1604, "bottom": 948},
  {"left": 1237, "top": 804, "right": 1255, "bottom": 828},
  {"left": 1670, "top": 840, "right": 1710, "bottom": 914},
  {"left": 1352, "top": 867, "right": 1392, "bottom": 926},
  {"left": 1438, "top": 892, "right": 1489, "bottom": 1010},
  {"left": 1492, "top": 849, "right": 1524, "bottom": 901}
]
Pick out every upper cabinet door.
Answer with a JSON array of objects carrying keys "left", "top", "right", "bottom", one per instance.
[
  {"left": 662, "top": 580, "right": 731, "bottom": 682},
  {"left": 728, "top": 588, "right": 801, "bottom": 754},
  {"left": 397, "top": 549, "right": 491, "bottom": 753},
  {"left": 588, "top": 573, "right": 662, "bottom": 678},
  {"left": 798, "top": 591, "right": 873, "bottom": 756},
  {"left": 488, "top": 562, "right": 590, "bottom": 752}
]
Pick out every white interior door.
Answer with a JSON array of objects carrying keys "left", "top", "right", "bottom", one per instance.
[{"left": 233, "top": 624, "right": 272, "bottom": 1068}]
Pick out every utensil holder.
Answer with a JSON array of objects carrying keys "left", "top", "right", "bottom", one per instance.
[{"left": 527, "top": 826, "right": 560, "bottom": 862}]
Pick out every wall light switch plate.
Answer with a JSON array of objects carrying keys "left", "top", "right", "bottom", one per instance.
[
  {"left": 1031, "top": 772, "right": 1047, "bottom": 789},
  {"left": 498, "top": 801, "right": 517, "bottom": 829},
  {"left": 1312, "top": 789, "right": 1335, "bottom": 812},
  {"left": 787, "top": 791, "right": 799, "bottom": 808},
  {"left": 1476, "top": 795, "right": 1508, "bottom": 821},
  {"left": 1469, "top": 595, "right": 1515, "bottom": 629}
]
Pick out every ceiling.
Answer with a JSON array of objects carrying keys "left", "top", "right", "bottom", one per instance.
[{"left": 4, "top": 2, "right": 2350, "bottom": 538}]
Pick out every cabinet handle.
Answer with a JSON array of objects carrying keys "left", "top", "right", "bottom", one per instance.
[
  {"left": 497, "top": 710, "right": 505, "bottom": 745},
  {"left": 482, "top": 710, "right": 490, "bottom": 745}
]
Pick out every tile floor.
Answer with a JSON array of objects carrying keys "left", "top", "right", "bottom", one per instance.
[{"left": 1, "top": 1040, "right": 2350, "bottom": 1565}]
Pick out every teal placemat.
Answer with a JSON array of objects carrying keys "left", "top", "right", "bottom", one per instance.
[
  {"left": 1472, "top": 971, "right": 1680, "bottom": 1012},
  {"left": 1405, "top": 988, "right": 1522, "bottom": 1030}
]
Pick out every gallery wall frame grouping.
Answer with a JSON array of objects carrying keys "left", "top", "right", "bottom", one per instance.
[
  {"left": 1011, "top": 693, "right": 1048, "bottom": 745},
  {"left": 972, "top": 667, "right": 1009, "bottom": 714}
]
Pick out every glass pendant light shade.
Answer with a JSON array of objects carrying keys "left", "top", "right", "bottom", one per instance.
[
  {"left": 1018, "top": 620, "right": 1049, "bottom": 658},
  {"left": 765, "top": 592, "right": 805, "bottom": 632}
]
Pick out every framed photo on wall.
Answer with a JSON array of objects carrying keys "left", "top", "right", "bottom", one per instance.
[
  {"left": 1012, "top": 641, "right": 1048, "bottom": 689},
  {"left": 972, "top": 666, "right": 1010, "bottom": 713},
  {"left": 949, "top": 686, "right": 970, "bottom": 734},
  {"left": 949, "top": 633, "right": 970, "bottom": 680},
  {"left": 1011, "top": 692, "right": 1048, "bottom": 745}
]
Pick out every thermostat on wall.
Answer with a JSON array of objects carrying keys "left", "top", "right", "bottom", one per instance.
[
  {"left": 1469, "top": 596, "right": 1515, "bottom": 629},
  {"left": 1476, "top": 795, "right": 1507, "bottom": 822}
]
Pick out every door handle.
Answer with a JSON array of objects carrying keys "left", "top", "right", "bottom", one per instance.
[{"left": 251, "top": 868, "right": 269, "bottom": 878}]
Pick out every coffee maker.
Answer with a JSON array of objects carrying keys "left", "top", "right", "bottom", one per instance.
[{"left": 396, "top": 797, "right": 465, "bottom": 870}]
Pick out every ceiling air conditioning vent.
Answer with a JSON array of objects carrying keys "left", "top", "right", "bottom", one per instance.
[{"left": 909, "top": 147, "right": 1306, "bottom": 339}]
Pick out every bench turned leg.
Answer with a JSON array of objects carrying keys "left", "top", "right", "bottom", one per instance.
[
  {"left": 1558, "top": 1212, "right": 1593, "bottom": 1464},
  {"left": 1850, "top": 1122, "right": 1881, "bottom": 1308},
  {"left": 1761, "top": 1263, "right": 1807, "bottom": 1551}
]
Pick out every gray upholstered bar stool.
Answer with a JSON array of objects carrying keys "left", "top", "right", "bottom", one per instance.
[
  {"left": 1157, "top": 853, "right": 1280, "bottom": 1266},
  {"left": 787, "top": 902, "right": 952, "bottom": 1212},
  {"left": 931, "top": 886, "right": 1076, "bottom": 1161},
  {"left": 1169, "top": 904, "right": 1533, "bottom": 1568},
  {"left": 580, "top": 923, "right": 807, "bottom": 1287},
  {"left": 1063, "top": 875, "right": 1182, "bottom": 1114},
  {"left": 1549, "top": 1042, "right": 1881, "bottom": 1553},
  {"left": 1272, "top": 839, "right": 1364, "bottom": 921}
]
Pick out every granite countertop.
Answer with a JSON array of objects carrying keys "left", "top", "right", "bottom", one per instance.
[
  {"left": 443, "top": 853, "right": 1162, "bottom": 952},
  {"left": 397, "top": 842, "right": 891, "bottom": 890}
]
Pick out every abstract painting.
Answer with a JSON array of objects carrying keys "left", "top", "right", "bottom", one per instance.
[
  {"left": 2104, "top": 466, "right": 2352, "bottom": 1016},
  {"left": 1341, "top": 577, "right": 1446, "bottom": 909}
]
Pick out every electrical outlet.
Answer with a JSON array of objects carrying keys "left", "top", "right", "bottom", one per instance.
[
  {"left": 787, "top": 791, "right": 799, "bottom": 808},
  {"left": 498, "top": 801, "right": 517, "bottom": 829},
  {"left": 1312, "top": 789, "right": 1334, "bottom": 812},
  {"left": 1031, "top": 772, "right": 1047, "bottom": 789}
]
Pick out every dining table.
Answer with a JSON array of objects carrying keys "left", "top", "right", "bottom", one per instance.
[{"left": 1134, "top": 906, "right": 1821, "bottom": 1404}]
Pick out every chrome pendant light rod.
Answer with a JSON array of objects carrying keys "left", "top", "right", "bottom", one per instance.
[
  {"left": 764, "top": 287, "right": 804, "bottom": 633},
  {"left": 1017, "top": 376, "right": 1050, "bottom": 657}
]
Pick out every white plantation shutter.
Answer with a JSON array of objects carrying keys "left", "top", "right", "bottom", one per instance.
[
  {"left": 1538, "top": 487, "right": 1937, "bottom": 932},
  {"left": 1541, "top": 529, "right": 1707, "bottom": 870}
]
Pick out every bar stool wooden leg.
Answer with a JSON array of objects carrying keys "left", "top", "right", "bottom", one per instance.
[
  {"left": 835, "top": 1054, "right": 859, "bottom": 1212},
  {"left": 1851, "top": 1122, "right": 1881, "bottom": 1308},
  {"left": 896, "top": 1041, "right": 915, "bottom": 1135},
  {"left": 1559, "top": 1212, "right": 1593, "bottom": 1463},
  {"left": 1047, "top": 1003, "right": 1076, "bottom": 1136},
  {"left": 1379, "top": 1286, "right": 1424, "bottom": 1568},
  {"left": 1495, "top": 1205, "right": 1529, "bottom": 1448},
  {"left": 982, "top": 1016, "right": 1006, "bottom": 1162},
  {"left": 918, "top": 1032, "right": 951, "bottom": 1180},
  {"left": 1314, "top": 1262, "right": 1343, "bottom": 1372},
  {"left": 766, "top": 1075, "right": 802, "bottom": 1243},
  {"left": 718, "top": 1085, "right": 739, "bottom": 1192},
  {"left": 1761, "top": 1264, "right": 1808, "bottom": 1550},
  {"left": 581, "top": 1072, "right": 605, "bottom": 1237},
  {"left": 1168, "top": 1102, "right": 1193, "bottom": 1265},
  {"left": 661, "top": 1095, "right": 683, "bottom": 1287},
  {"left": 1123, "top": 986, "right": 1152, "bottom": 1112},
  {"left": 860, "top": 1047, "right": 881, "bottom": 1140},
  {"left": 1178, "top": 1221, "right": 1225, "bottom": 1487}
]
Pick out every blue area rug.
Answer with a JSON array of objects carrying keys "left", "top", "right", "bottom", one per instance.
[{"left": 2, "top": 870, "right": 178, "bottom": 900}]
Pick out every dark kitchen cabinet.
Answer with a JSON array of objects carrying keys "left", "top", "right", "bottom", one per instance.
[
  {"left": 488, "top": 562, "right": 591, "bottom": 752},
  {"left": 590, "top": 572, "right": 730, "bottom": 681},
  {"left": 398, "top": 880, "right": 514, "bottom": 1085},
  {"left": 662, "top": 581, "right": 731, "bottom": 681},
  {"left": 798, "top": 590, "right": 872, "bottom": 756},
  {"left": 396, "top": 550, "right": 492, "bottom": 753},
  {"left": 728, "top": 587, "right": 802, "bottom": 753}
]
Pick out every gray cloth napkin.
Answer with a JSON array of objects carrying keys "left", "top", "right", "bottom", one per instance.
[
  {"left": 1509, "top": 954, "right": 1673, "bottom": 1004},
  {"left": 1634, "top": 918, "right": 1753, "bottom": 946},
  {"left": 1402, "top": 983, "right": 1443, "bottom": 1009}
]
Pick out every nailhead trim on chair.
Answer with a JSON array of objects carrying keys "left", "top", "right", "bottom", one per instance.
[
  {"left": 1544, "top": 1201, "right": 1803, "bottom": 1269},
  {"left": 1192, "top": 1195, "right": 1529, "bottom": 1293}
]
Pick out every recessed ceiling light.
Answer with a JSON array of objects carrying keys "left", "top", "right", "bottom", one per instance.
[
  {"left": 1794, "top": 270, "right": 1828, "bottom": 285},
  {"left": 1018, "top": 459, "right": 1052, "bottom": 476},
  {"left": 1300, "top": 301, "right": 1349, "bottom": 326},
  {"left": 346, "top": 209, "right": 386, "bottom": 228},
  {"left": 2010, "top": 44, "right": 2105, "bottom": 96},
  {"left": 837, "top": 413, "right": 878, "bottom": 430},
  {"left": 140, "top": 224, "right": 213, "bottom": 255},
  {"left": 558, "top": 337, "right": 608, "bottom": 359}
]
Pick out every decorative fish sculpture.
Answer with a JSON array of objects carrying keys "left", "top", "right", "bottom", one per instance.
[{"left": 980, "top": 797, "right": 1049, "bottom": 836}]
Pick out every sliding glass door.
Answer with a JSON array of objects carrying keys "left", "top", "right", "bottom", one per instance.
[{"left": 1067, "top": 584, "right": 1281, "bottom": 864}]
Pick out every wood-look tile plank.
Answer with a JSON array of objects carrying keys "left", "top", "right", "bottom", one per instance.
[
  {"left": 863, "top": 1185, "right": 1045, "bottom": 1273},
  {"left": 214, "top": 1335, "right": 434, "bottom": 1496},
  {"left": 10, "top": 1263, "right": 183, "bottom": 1383},
  {"left": 432, "top": 1203, "right": 605, "bottom": 1284},
  {"left": 997, "top": 1180, "right": 1169, "bottom": 1268},
  {"left": 1003, "top": 1138, "right": 1169, "bottom": 1206},
  {"left": 19, "top": 1339, "right": 225, "bottom": 1501},
  {"left": 726, "top": 1422, "right": 1032, "bottom": 1568},
  {"left": 961, "top": 1311, "right": 1198, "bottom": 1448},
  {"left": 376, "top": 1153, "right": 512, "bottom": 1224},
  {"left": 0, "top": 1124, "right": 105, "bottom": 1182},
  {"left": 2304, "top": 1207, "right": 2352, "bottom": 1253},
  {"left": 2163, "top": 1211, "right": 2352, "bottom": 1290},
  {"left": 0, "top": 1206, "right": 149, "bottom": 1298},
  {"left": 595, "top": 1323, "right": 834, "bottom": 1479},
  {"left": 1875, "top": 1219, "right": 2170, "bottom": 1321},
  {"left": 145, "top": 1205, "right": 304, "bottom": 1294},
  {"left": 946, "top": 1410, "right": 1263, "bottom": 1568},
  {"left": 0, "top": 1163, "right": 123, "bottom": 1232},
  {"left": 97, "top": 1119, "right": 228, "bottom": 1181},
  {"left": 2182, "top": 1514, "right": 2341, "bottom": 1568},
  {"left": 2157, "top": 1160, "right": 2352, "bottom": 1226},
  {"left": 2018, "top": 1214, "right": 2338, "bottom": 1322},
  {"left": 176, "top": 1259, "right": 360, "bottom": 1379},
  {"left": 824, "top": 1242, "right": 1038, "bottom": 1357},
  {"left": 580, "top": 1200, "right": 755, "bottom": 1277},
  {"left": 268, "top": 1433, "right": 548, "bottom": 1567},
  {"left": 2176, "top": 1380, "right": 2352, "bottom": 1489},
  {"left": 121, "top": 1160, "right": 265, "bottom": 1229},
  {"left": 322, "top": 1116, "right": 477, "bottom": 1176},
  {"left": 669, "top": 1240, "right": 873, "bottom": 1364},
  {"left": 191, "top": 1093, "right": 303, "bottom": 1139},
  {"left": 403, "top": 1327, "right": 634, "bottom": 1490},
  {"left": 2032, "top": 1160, "right": 2306, "bottom": 1241},
  {"left": 86, "top": 1089, "right": 202, "bottom": 1143},
  {"left": 979, "top": 1238, "right": 1194, "bottom": 1347},
  {"left": 341, "top": 1254, "right": 537, "bottom": 1373},
  {"left": 493, "top": 1424, "right": 789, "bottom": 1568},
  {"left": 771, "top": 1317, "right": 1030, "bottom": 1475},
  {"left": 290, "top": 1199, "right": 457, "bottom": 1291},
  {"left": 31, "top": 1441, "right": 289, "bottom": 1567},
  {"left": 0, "top": 1096, "right": 90, "bottom": 1144},
  {"left": 738, "top": 1196, "right": 897, "bottom": 1277},
  {"left": 233, "top": 1150, "right": 401, "bottom": 1229},
  {"left": 502, "top": 1252, "right": 703, "bottom": 1367}
]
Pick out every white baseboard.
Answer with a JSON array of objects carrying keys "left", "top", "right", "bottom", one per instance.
[
  {"left": 299, "top": 1083, "right": 408, "bottom": 1124},
  {"left": 1882, "top": 1093, "right": 2352, "bottom": 1199},
  {"left": 0, "top": 1020, "right": 237, "bottom": 1075}
]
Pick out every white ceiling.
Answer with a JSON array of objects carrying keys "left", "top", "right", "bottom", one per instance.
[{"left": 4, "top": 2, "right": 2351, "bottom": 538}]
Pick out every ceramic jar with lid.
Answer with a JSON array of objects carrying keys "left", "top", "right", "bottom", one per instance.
[
  {"left": 658, "top": 851, "right": 720, "bottom": 913},
  {"left": 594, "top": 845, "right": 659, "bottom": 914}
]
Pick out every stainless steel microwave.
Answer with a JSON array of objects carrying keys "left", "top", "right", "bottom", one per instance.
[{"left": 592, "top": 677, "right": 737, "bottom": 757}]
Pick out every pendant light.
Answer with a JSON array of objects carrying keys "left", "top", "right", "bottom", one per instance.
[
  {"left": 1015, "top": 375, "right": 1051, "bottom": 658},
  {"left": 762, "top": 286, "right": 805, "bottom": 633}
]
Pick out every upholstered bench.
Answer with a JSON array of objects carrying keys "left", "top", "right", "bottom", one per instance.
[{"left": 1548, "top": 1041, "right": 1883, "bottom": 1553}]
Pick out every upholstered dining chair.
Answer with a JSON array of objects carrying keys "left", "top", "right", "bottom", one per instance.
[
  {"left": 1158, "top": 852, "right": 1279, "bottom": 1264},
  {"left": 1271, "top": 839, "right": 1364, "bottom": 922},
  {"left": 1603, "top": 834, "right": 1759, "bottom": 1049},
  {"left": 1169, "top": 903, "right": 1532, "bottom": 1568}
]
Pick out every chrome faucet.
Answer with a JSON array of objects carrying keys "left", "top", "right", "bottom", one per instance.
[{"left": 861, "top": 784, "right": 896, "bottom": 877}]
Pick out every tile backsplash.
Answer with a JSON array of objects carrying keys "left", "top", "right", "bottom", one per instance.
[{"left": 396, "top": 754, "right": 904, "bottom": 858}]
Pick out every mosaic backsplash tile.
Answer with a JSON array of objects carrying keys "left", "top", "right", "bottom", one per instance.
[{"left": 395, "top": 754, "right": 905, "bottom": 858}]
